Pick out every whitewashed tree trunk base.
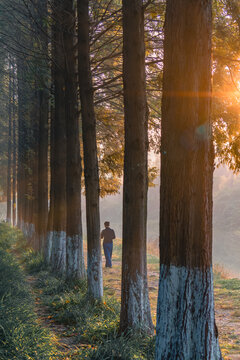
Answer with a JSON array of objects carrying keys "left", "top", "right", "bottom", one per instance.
[
  {"left": 156, "top": 265, "right": 222, "bottom": 360},
  {"left": 38, "top": 234, "right": 45, "bottom": 253},
  {"left": 50, "top": 231, "right": 66, "bottom": 273},
  {"left": 87, "top": 248, "right": 103, "bottom": 299},
  {"left": 66, "top": 234, "right": 86, "bottom": 279},
  {"left": 122, "top": 271, "right": 153, "bottom": 333},
  {"left": 45, "top": 230, "right": 53, "bottom": 265},
  {"left": 28, "top": 223, "right": 35, "bottom": 240},
  {"left": 22, "top": 221, "right": 28, "bottom": 238},
  {"left": 22, "top": 222, "right": 35, "bottom": 243}
]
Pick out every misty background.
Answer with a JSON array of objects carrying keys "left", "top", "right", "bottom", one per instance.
[
  {"left": 89, "top": 155, "right": 240, "bottom": 277},
  {"left": 0, "top": 159, "right": 239, "bottom": 277}
]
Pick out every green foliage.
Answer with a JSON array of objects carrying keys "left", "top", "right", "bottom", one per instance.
[
  {"left": 110, "top": 238, "right": 159, "bottom": 264},
  {"left": 73, "top": 332, "right": 155, "bottom": 359},
  {"left": 0, "top": 222, "right": 19, "bottom": 249},
  {"left": 217, "top": 278, "right": 240, "bottom": 290},
  {"left": 21, "top": 249, "right": 47, "bottom": 274},
  {"left": 37, "top": 271, "right": 120, "bottom": 339},
  {"left": 0, "top": 223, "right": 58, "bottom": 359},
  {"left": 213, "top": 0, "right": 240, "bottom": 171},
  {"left": 147, "top": 253, "right": 159, "bottom": 265},
  {"left": 88, "top": 0, "right": 162, "bottom": 196}
]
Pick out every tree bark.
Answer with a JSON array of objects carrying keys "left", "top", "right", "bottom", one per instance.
[
  {"left": 45, "top": 82, "right": 54, "bottom": 265},
  {"left": 119, "top": 0, "right": 153, "bottom": 334},
  {"left": 50, "top": 0, "right": 67, "bottom": 273},
  {"left": 37, "top": 0, "right": 49, "bottom": 253},
  {"left": 156, "top": 1, "right": 222, "bottom": 359},
  {"left": 37, "top": 87, "right": 48, "bottom": 252},
  {"left": 17, "top": 57, "right": 25, "bottom": 231},
  {"left": 31, "top": 86, "right": 39, "bottom": 249},
  {"left": 12, "top": 62, "right": 17, "bottom": 227},
  {"left": 17, "top": 58, "right": 31, "bottom": 235},
  {"left": 7, "top": 60, "right": 12, "bottom": 225},
  {"left": 78, "top": 0, "right": 103, "bottom": 299},
  {"left": 64, "top": 0, "right": 86, "bottom": 280}
]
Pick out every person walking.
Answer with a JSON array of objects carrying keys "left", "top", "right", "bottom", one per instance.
[{"left": 101, "top": 221, "right": 115, "bottom": 268}]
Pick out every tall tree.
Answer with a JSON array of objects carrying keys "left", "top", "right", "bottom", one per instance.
[
  {"left": 45, "top": 81, "right": 55, "bottom": 264},
  {"left": 16, "top": 57, "right": 24, "bottom": 231},
  {"left": 35, "top": 0, "right": 49, "bottom": 252},
  {"left": 16, "top": 56, "right": 32, "bottom": 236},
  {"left": 65, "top": 0, "right": 85, "bottom": 280},
  {"left": 12, "top": 61, "right": 17, "bottom": 227},
  {"left": 50, "top": 0, "right": 67, "bottom": 273},
  {"left": 7, "top": 59, "right": 12, "bottom": 225},
  {"left": 120, "top": 0, "right": 153, "bottom": 333},
  {"left": 78, "top": 0, "right": 103, "bottom": 299},
  {"left": 156, "top": 1, "right": 222, "bottom": 359}
]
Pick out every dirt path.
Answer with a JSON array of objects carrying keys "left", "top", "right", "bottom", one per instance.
[{"left": 26, "top": 275, "right": 77, "bottom": 356}]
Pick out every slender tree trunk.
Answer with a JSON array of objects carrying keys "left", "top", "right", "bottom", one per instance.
[
  {"left": 31, "top": 87, "right": 39, "bottom": 249},
  {"left": 50, "top": 0, "right": 67, "bottom": 273},
  {"left": 22, "top": 105, "right": 31, "bottom": 238},
  {"left": 38, "top": 87, "right": 48, "bottom": 252},
  {"left": 21, "top": 70, "right": 34, "bottom": 241},
  {"left": 17, "top": 58, "right": 31, "bottom": 236},
  {"left": 65, "top": 0, "right": 86, "bottom": 280},
  {"left": 119, "top": 0, "right": 153, "bottom": 334},
  {"left": 78, "top": 0, "right": 103, "bottom": 298},
  {"left": 7, "top": 60, "right": 12, "bottom": 224},
  {"left": 156, "top": 1, "right": 222, "bottom": 359},
  {"left": 17, "top": 58, "right": 24, "bottom": 230},
  {"left": 12, "top": 62, "right": 17, "bottom": 227},
  {"left": 45, "top": 82, "right": 54, "bottom": 265},
  {"left": 37, "top": 0, "right": 49, "bottom": 253}
]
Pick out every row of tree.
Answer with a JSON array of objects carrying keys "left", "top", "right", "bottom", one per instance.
[
  {"left": 1, "top": 0, "right": 240, "bottom": 357},
  {"left": 3, "top": 0, "right": 155, "bottom": 334}
]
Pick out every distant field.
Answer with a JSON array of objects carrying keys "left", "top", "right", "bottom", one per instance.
[{"left": 213, "top": 229, "right": 240, "bottom": 277}]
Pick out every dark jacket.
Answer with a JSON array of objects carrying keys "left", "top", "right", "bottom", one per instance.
[{"left": 101, "top": 227, "right": 116, "bottom": 244}]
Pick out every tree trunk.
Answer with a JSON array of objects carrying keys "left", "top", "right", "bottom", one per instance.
[
  {"left": 38, "top": 87, "right": 48, "bottom": 252},
  {"left": 45, "top": 82, "right": 54, "bottom": 265},
  {"left": 64, "top": 0, "right": 86, "bottom": 280},
  {"left": 119, "top": 0, "right": 153, "bottom": 334},
  {"left": 12, "top": 62, "right": 17, "bottom": 227},
  {"left": 17, "top": 58, "right": 31, "bottom": 236},
  {"left": 22, "top": 82, "right": 32, "bottom": 239},
  {"left": 50, "top": 0, "right": 67, "bottom": 273},
  {"left": 37, "top": 0, "right": 49, "bottom": 253},
  {"left": 156, "top": 1, "right": 222, "bottom": 359},
  {"left": 7, "top": 60, "right": 12, "bottom": 224},
  {"left": 78, "top": 0, "right": 103, "bottom": 298},
  {"left": 17, "top": 58, "right": 24, "bottom": 230},
  {"left": 31, "top": 87, "right": 39, "bottom": 249}
]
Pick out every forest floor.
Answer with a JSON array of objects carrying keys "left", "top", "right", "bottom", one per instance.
[{"left": 0, "top": 225, "right": 239, "bottom": 359}]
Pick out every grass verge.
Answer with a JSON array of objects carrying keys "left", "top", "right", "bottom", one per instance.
[
  {"left": 32, "top": 269, "right": 155, "bottom": 359},
  {"left": 0, "top": 223, "right": 58, "bottom": 360}
]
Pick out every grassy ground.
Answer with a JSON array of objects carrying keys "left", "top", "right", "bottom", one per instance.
[
  {"left": 0, "top": 224, "right": 239, "bottom": 359},
  {"left": 24, "top": 268, "right": 154, "bottom": 359},
  {"left": 0, "top": 224, "right": 58, "bottom": 359},
  {"left": 214, "top": 267, "right": 240, "bottom": 359}
]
